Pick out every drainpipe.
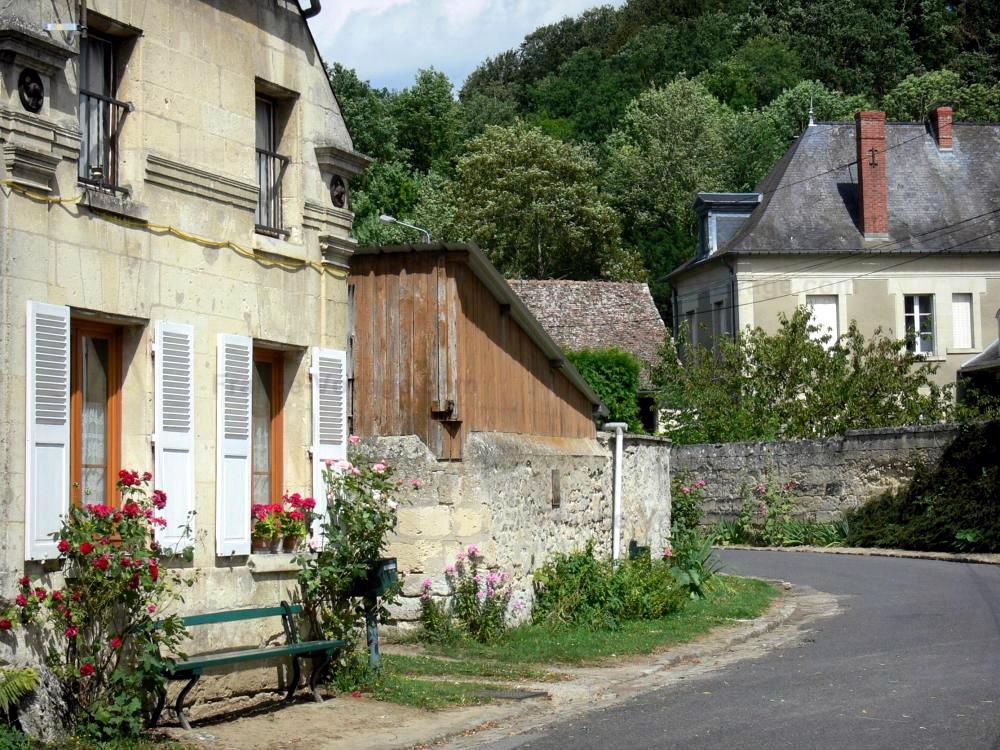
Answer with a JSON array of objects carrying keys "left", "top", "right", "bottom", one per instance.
[
  {"left": 605, "top": 422, "right": 628, "bottom": 562},
  {"left": 721, "top": 255, "right": 738, "bottom": 336},
  {"left": 301, "top": 0, "right": 321, "bottom": 18}
]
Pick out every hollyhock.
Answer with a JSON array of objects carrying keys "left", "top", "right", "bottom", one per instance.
[{"left": 466, "top": 544, "right": 479, "bottom": 558}]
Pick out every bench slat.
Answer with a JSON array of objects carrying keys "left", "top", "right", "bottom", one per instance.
[
  {"left": 169, "top": 639, "right": 345, "bottom": 675},
  {"left": 177, "top": 603, "right": 303, "bottom": 627}
]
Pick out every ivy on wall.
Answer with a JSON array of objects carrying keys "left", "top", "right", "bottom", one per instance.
[{"left": 566, "top": 348, "right": 642, "bottom": 432}]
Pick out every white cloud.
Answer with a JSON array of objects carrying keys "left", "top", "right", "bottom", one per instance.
[{"left": 306, "top": 0, "right": 626, "bottom": 91}]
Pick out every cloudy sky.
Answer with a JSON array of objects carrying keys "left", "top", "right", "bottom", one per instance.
[{"left": 307, "top": 0, "right": 625, "bottom": 92}]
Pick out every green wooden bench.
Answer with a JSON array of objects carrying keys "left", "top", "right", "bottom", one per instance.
[{"left": 151, "top": 601, "right": 344, "bottom": 730}]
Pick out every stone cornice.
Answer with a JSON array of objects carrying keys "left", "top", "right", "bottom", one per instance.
[
  {"left": 303, "top": 198, "right": 353, "bottom": 234},
  {"left": 144, "top": 153, "right": 257, "bottom": 211},
  {"left": 314, "top": 144, "right": 372, "bottom": 178},
  {"left": 2, "top": 143, "right": 59, "bottom": 192},
  {"left": 0, "top": 108, "right": 81, "bottom": 159},
  {"left": 0, "top": 20, "right": 76, "bottom": 75},
  {"left": 320, "top": 234, "right": 357, "bottom": 270}
]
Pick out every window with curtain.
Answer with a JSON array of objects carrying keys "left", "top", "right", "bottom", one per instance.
[
  {"left": 905, "top": 294, "right": 935, "bottom": 355},
  {"left": 952, "top": 293, "right": 973, "bottom": 349},
  {"left": 251, "top": 349, "right": 283, "bottom": 506}
]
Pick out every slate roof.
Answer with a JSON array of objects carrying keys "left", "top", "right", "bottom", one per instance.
[
  {"left": 508, "top": 280, "right": 666, "bottom": 390},
  {"left": 673, "top": 121, "right": 1000, "bottom": 277}
]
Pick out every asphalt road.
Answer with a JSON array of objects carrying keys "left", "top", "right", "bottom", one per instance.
[{"left": 489, "top": 550, "right": 1000, "bottom": 750}]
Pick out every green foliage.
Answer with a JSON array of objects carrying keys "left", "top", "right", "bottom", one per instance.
[
  {"left": 448, "top": 121, "right": 630, "bottom": 280},
  {"left": 701, "top": 36, "right": 804, "bottom": 110},
  {"left": 0, "top": 668, "right": 38, "bottom": 715},
  {"left": 845, "top": 422, "right": 1000, "bottom": 552},
  {"left": 296, "top": 454, "right": 403, "bottom": 670},
  {"left": 6, "top": 471, "right": 193, "bottom": 739},
  {"left": 0, "top": 726, "right": 29, "bottom": 750},
  {"left": 390, "top": 69, "right": 461, "bottom": 173},
  {"left": 667, "top": 526, "right": 722, "bottom": 598},
  {"left": 565, "top": 348, "right": 643, "bottom": 431},
  {"left": 655, "top": 307, "right": 953, "bottom": 444},
  {"left": 669, "top": 473, "right": 707, "bottom": 535},
  {"left": 531, "top": 541, "right": 686, "bottom": 630}
]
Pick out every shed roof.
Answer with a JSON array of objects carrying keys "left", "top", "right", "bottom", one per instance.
[
  {"left": 353, "top": 243, "right": 606, "bottom": 413},
  {"left": 672, "top": 121, "right": 1000, "bottom": 278},
  {"left": 508, "top": 280, "right": 665, "bottom": 389}
]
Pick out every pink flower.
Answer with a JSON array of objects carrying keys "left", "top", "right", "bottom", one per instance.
[
  {"left": 662, "top": 547, "right": 674, "bottom": 558},
  {"left": 372, "top": 462, "right": 387, "bottom": 474},
  {"left": 324, "top": 459, "right": 334, "bottom": 467},
  {"left": 694, "top": 480, "right": 707, "bottom": 489},
  {"left": 455, "top": 550, "right": 466, "bottom": 562},
  {"left": 466, "top": 544, "right": 479, "bottom": 558},
  {"left": 309, "top": 537, "right": 323, "bottom": 551},
  {"left": 476, "top": 590, "right": 485, "bottom": 601},
  {"left": 422, "top": 578, "right": 433, "bottom": 589},
  {"left": 387, "top": 500, "right": 398, "bottom": 511},
  {"left": 334, "top": 458, "right": 353, "bottom": 472},
  {"left": 65, "top": 626, "right": 78, "bottom": 638},
  {"left": 147, "top": 604, "right": 157, "bottom": 614},
  {"left": 681, "top": 486, "right": 691, "bottom": 494},
  {"left": 410, "top": 479, "right": 423, "bottom": 489},
  {"left": 142, "top": 471, "right": 153, "bottom": 482},
  {"left": 152, "top": 490, "right": 168, "bottom": 509},
  {"left": 513, "top": 600, "right": 524, "bottom": 611},
  {"left": 14, "top": 595, "right": 26, "bottom": 607},
  {"left": 445, "top": 563, "right": 456, "bottom": 575},
  {"left": 351, "top": 467, "right": 361, "bottom": 476},
  {"left": 348, "top": 434, "right": 361, "bottom": 446}
]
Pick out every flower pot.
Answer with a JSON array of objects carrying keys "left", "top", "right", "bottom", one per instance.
[
  {"left": 251, "top": 536, "right": 271, "bottom": 554},
  {"left": 268, "top": 535, "right": 282, "bottom": 554},
  {"left": 282, "top": 535, "right": 302, "bottom": 553}
]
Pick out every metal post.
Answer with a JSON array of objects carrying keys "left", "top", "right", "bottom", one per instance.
[{"left": 365, "top": 595, "right": 380, "bottom": 671}]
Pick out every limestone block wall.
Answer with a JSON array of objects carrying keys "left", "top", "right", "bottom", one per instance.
[
  {"left": 671, "top": 424, "right": 960, "bottom": 524},
  {"left": 374, "top": 431, "right": 672, "bottom": 626}
]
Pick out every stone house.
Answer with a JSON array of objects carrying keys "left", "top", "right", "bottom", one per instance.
[
  {"left": 509, "top": 280, "right": 666, "bottom": 432},
  {"left": 0, "top": 0, "right": 368, "bottom": 620},
  {"left": 669, "top": 109, "right": 1000, "bottom": 388}
]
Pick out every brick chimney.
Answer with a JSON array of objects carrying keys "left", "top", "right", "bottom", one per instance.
[
  {"left": 932, "top": 106, "right": 953, "bottom": 150},
  {"left": 856, "top": 111, "right": 889, "bottom": 239}
]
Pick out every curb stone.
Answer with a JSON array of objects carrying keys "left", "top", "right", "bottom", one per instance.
[{"left": 716, "top": 544, "right": 1000, "bottom": 566}]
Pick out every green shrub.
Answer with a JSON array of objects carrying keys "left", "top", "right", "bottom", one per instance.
[
  {"left": 845, "top": 422, "right": 1000, "bottom": 552},
  {"left": 532, "top": 541, "right": 686, "bottom": 630},
  {"left": 565, "top": 348, "right": 643, "bottom": 432},
  {"left": 667, "top": 526, "right": 722, "bottom": 598},
  {"left": 0, "top": 726, "right": 28, "bottom": 750},
  {"left": 670, "top": 473, "right": 707, "bottom": 534}
]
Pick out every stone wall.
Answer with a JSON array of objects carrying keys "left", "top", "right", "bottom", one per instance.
[
  {"left": 671, "top": 424, "right": 960, "bottom": 524},
  {"left": 372, "top": 431, "right": 671, "bottom": 627}
]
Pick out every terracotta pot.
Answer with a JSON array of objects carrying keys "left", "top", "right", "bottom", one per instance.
[
  {"left": 282, "top": 535, "right": 302, "bottom": 553},
  {"left": 268, "top": 535, "right": 282, "bottom": 554},
  {"left": 251, "top": 536, "right": 270, "bottom": 554}
]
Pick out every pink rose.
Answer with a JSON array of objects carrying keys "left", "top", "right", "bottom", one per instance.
[
  {"left": 348, "top": 434, "right": 361, "bottom": 446},
  {"left": 410, "top": 479, "right": 423, "bottom": 489},
  {"left": 372, "top": 462, "right": 387, "bottom": 474},
  {"left": 147, "top": 604, "right": 157, "bottom": 614}
]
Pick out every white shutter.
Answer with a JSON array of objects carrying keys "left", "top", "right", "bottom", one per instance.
[
  {"left": 216, "top": 334, "right": 252, "bottom": 556},
  {"left": 952, "top": 293, "right": 973, "bottom": 349},
  {"left": 25, "top": 301, "right": 71, "bottom": 560},
  {"left": 312, "top": 348, "right": 348, "bottom": 540},
  {"left": 806, "top": 295, "right": 839, "bottom": 347},
  {"left": 154, "top": 321, "right": 196, "bottom": 550}
]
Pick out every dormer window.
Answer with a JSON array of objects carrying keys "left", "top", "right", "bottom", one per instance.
[{"left": 694, "top": 193, "right": 761, "bottom": 258}]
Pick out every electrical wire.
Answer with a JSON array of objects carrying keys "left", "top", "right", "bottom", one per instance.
[{"left": 0, "top": 179, "right": 349, "bottom": 279}]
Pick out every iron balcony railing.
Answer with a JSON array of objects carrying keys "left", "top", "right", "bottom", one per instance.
[
  {"left": 79, "top": 89, "right": 132, "bottom": 191},
  {"left": 256, "top": 148, "right": 289, "bottom": 235}
]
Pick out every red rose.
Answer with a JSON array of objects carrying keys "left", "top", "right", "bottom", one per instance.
[
  {"left": 122, "top": 502, "right": 141, "bottom": 518},
  {"left": 14, "top": 595, "right": 26, "bottom": 607},
  {"left": 72, "top": 591, "right": 81, "bottom": 602},
  {"left": 149, "top": 564, "right": 159, "bottom": 582},
  {"left": 18, "top": 576, "right": 29, "bottom": 587},
  {"left": 110, "top": 636, "right": 122, "bottom": 649},
  {"left": 152, "top": 490, "right": 167, "bottom": 510},
  {"left": 33, "top": 588, "right": 46, "bottom": 601},
  {"left": 51, "top": 591, "right": 63, "bottom": 602},
  {"left": 57, "top": 539, "right": 71, "bottom": 553},
  {"left": 0, "top": 619, "right": 11, "bottom": 631},
  {"left": 142, "top": 471, "right": 153, "bottom": 482},
  {"left": 65, "top": 626, "right": 78, "bottom": 638},
  {"left": 100, "top": 536, "right": 110, "bottom": 545},
  {"left": 79, "top": 542, "right": 93, "bottom": 555},
  {"left": 93, "top": 556, "right": 110, "bottom": 571},
  {"left": 113, "top": 512, "right": 122, "bottom": 523},
  {"left": 79, "top": 663, "right": 94, "bottom": 677}
]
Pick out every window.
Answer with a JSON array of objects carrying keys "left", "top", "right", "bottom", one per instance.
[
  {"left": 251, "top": 348, "right": 284, "bottom": 506},
  {"left": 79, "top": 32, "right": 130, "bottom": 190},
  {"left": 806, "top": 295, "right": 839, "bottom": 347},
  {"left": 70, "top": 321, "right": 122, "bottom": 505},
  {"left": 704, "top": 212, "right": 751, "bottom": 255},
  {"left": 904, "top": 294, "right": 935, "bottom": 355},
  {"left": 255, "top": 96, "right": 289, "bottom": 235},
  {"left": 952, "top": 293, "right": 973, "bottom": 349}
]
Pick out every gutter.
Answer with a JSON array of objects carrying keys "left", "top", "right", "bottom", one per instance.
[
  {"left": 721, "top": 254, "right": 738, "bottom": 338},
  {"left": 300, "top": 0, "right": 321, "bottom": 18}
]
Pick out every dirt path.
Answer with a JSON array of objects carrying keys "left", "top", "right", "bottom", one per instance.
[{"left": 158, "top": 586, "right": 837, "bottom": 750}]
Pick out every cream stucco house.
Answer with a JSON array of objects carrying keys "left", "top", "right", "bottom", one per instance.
[
  {"left": 0, "top": 0, "right": 368, "bottom": 609},
  {"left": 670, "top": 109, "right": 1000, "bottom": 388}
]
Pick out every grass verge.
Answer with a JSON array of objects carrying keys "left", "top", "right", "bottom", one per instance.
[
  {"left": 382, "top": 654, "right": 565, "bottom": 682},
  {"left": 365, "top": 675, "right": 504, "bottom": 710},
  {"left": 424, "top": 575, "right": 778, "bottom": 665}
]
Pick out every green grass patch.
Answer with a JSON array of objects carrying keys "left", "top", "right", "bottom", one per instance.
[
  {"left": 367, "top": 674, "right": 503, "bottom": 710},
  {"left": 0, "top": 725, "right": 194, "bottom": 750},
  {"left": 381, "top": 654, "right": 563, "bottom": 682},
  {"left": 425, "top": 575, "right": 778, "bottom": 665}
]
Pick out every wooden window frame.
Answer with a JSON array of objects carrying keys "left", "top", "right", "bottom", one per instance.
[
  {"left": 70, "top": 320, "right": 123, "bottom": 507},
  {"left": 252, "top": 347, "right": 284, "bottom": 506}
]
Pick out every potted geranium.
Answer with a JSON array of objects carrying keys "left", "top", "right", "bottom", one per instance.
[
  {"left": 251, "top": 503, "right": 283, "bottom": 553},
  {"left": 281, "top": 492, "right": 316, "bottom": 553}
]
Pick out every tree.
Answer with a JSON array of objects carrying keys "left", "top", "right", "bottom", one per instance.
[
  {"left": 326, "top": 63, "right": 401, "bottom": 163},
  {"left": 653, "top": 307, "right": 953, "bottom": 445},
  {"left": 448, "top": 121, "right": 630, "bottom": 280},
  {"left": 565, "top": 348, "right": 643, "bottom": 431},
  {"left": 701, "top": 36, "right": 803, "bottom": 110},
  {"left": 391, "top": 68, "right": 462, "bottom": 173}
]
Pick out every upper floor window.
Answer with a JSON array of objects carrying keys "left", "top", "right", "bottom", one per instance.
[
  {"left": 255, "top": 96, "right": 289, "bottom": 236},
  {"left": 905, "top": 294, "right": 935, "bottom": 355},
  {"left": 79, "top": 32, "right": 131, "bottom": 191},
  {"left": 952, "top": 293, "right": 974, "bottom": 350}
]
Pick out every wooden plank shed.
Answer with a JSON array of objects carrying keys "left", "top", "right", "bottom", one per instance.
[{"left": 349, "top": 243, "right": 605, "bottom": 459}]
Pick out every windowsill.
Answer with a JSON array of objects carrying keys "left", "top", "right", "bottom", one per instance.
[
  {"left": 247, "top": 553, "right": 301, "bottom": 575},
  {"left": 947, "top": 348, "right": 982, "bottom": 355},
  {"left": 253, "top": 231, "right": 308, "bottom": 262},
  {"left": 915, "top": 354, "right": 946, "bottom": 362},
  {"left": 81, "top": 184, "right": 149, "bottom": 222}
]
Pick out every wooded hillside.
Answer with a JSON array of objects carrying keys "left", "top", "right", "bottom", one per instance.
[{"left": 331, "top": 0, "right": 1000, "bottom": 320}]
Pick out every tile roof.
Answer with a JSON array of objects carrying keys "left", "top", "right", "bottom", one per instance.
[
  {"left": 508, "top": 280, "right": 666, "bottom": 389},
  {"left": 672, "top": 121, "right": 1000, "bottom": 278}
]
